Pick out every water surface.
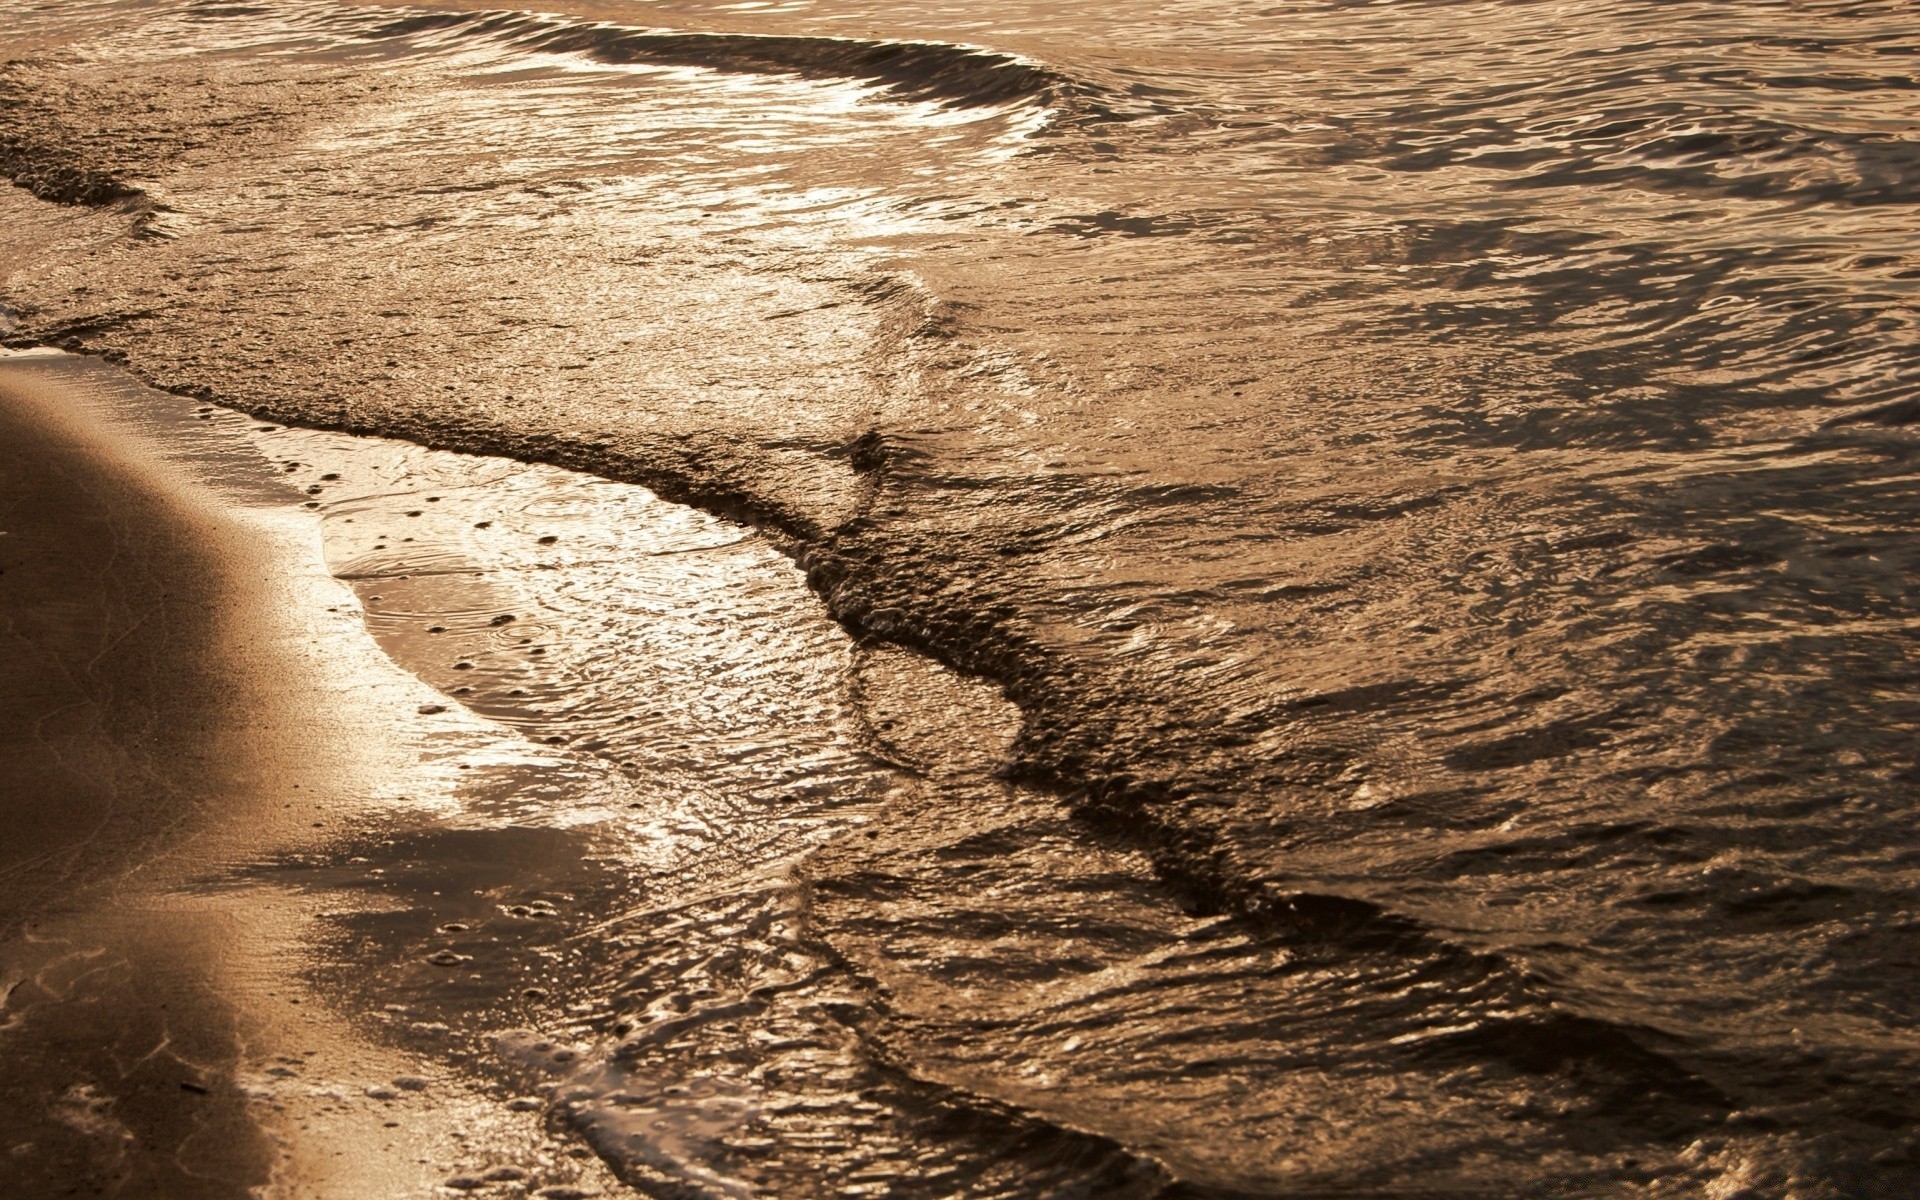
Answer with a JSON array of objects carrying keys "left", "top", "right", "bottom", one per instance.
[{"left": 2, "top": 0, "right": 1918, "bottom": 1194}]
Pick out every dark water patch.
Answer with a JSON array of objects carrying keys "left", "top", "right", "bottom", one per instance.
[
  {"left": 1402, "top": 1012, "right": 1728, "bottom": 1132},
  {"left": 1389, "top": 106, "right": 1920, "bottom": 208},
  {"left": 0, "top": 67, "right": 143, "bottom": 205},
  {"left": 0, "top": 139, "right": 138, "bottom": 206},
  {"left": 1440, "top": 714, "right": 1617, "bottom": 772},
  {"left": 1050, "top": 210, "right": 1197, "bottom": 238}
]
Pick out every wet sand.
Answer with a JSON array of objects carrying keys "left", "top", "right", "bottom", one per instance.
[{"left": 0, "top": 351, "right": 620, "bottom": 1198}]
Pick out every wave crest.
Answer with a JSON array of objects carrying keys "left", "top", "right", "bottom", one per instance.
[{"left": 348, "top": 7, "right": 1089, "bottom": 109}]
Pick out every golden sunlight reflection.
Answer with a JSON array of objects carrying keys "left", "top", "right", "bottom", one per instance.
[
  {"left": 6, "top": 0, "right": 1919, "bottom": 1191},
  {"left": 249, "top": 419, "right": 895, "bottom": 877}
]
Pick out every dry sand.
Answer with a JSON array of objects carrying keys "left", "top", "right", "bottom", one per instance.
[{"left": 0, "top": 350, "right": 620, "bottom": 1198}]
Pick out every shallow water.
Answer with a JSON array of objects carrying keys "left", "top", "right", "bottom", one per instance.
[{"left": 2, "top": 0, "right": 1919, "bottom": 1194}]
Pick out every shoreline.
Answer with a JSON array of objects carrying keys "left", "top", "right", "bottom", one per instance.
[
  {"left": 6, "top": 0, "right": 1920, "bottom": 1188},
  {"left": 0, "top": 348, "right": 1143, "bottom": 1200}
]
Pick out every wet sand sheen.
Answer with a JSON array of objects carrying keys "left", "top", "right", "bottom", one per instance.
[
  {"left": 0, "top": 350, "right": 623, "bottom": 1197},
  {"left": 0, "top": 351, "right": 287, "bottom": 1194}
]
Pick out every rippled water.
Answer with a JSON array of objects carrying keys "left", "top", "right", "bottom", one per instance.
[{"left": 2, "top": 0, "right": 1918, "bottom": 1194}]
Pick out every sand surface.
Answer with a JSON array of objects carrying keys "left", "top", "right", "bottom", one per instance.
[{"left": 0, "top": 350, "right": 621, "bottom": 1198}]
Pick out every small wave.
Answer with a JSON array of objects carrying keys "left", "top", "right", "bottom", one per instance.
[
  {"left": 327, "top": 6, "right": 1093, "bottom": 111},
  {"left": 0, "top": 141, "right": 137, "bottom": 205},
  {"left": 1399, "top": 1011, "right": 1728, "bottom": 1115}
]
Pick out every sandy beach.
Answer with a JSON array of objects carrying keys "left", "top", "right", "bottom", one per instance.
[{"left": 0, "top": 350, "right": 622, "bottom": 1197}]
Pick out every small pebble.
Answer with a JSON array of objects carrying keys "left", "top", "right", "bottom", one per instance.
[{"left": 418, "top": 704, "right": 446, "bottom": 715}]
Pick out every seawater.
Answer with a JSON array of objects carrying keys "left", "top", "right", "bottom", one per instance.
[{"left": 2, "top": 0, "right": 1918, "bottom": 1194}]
